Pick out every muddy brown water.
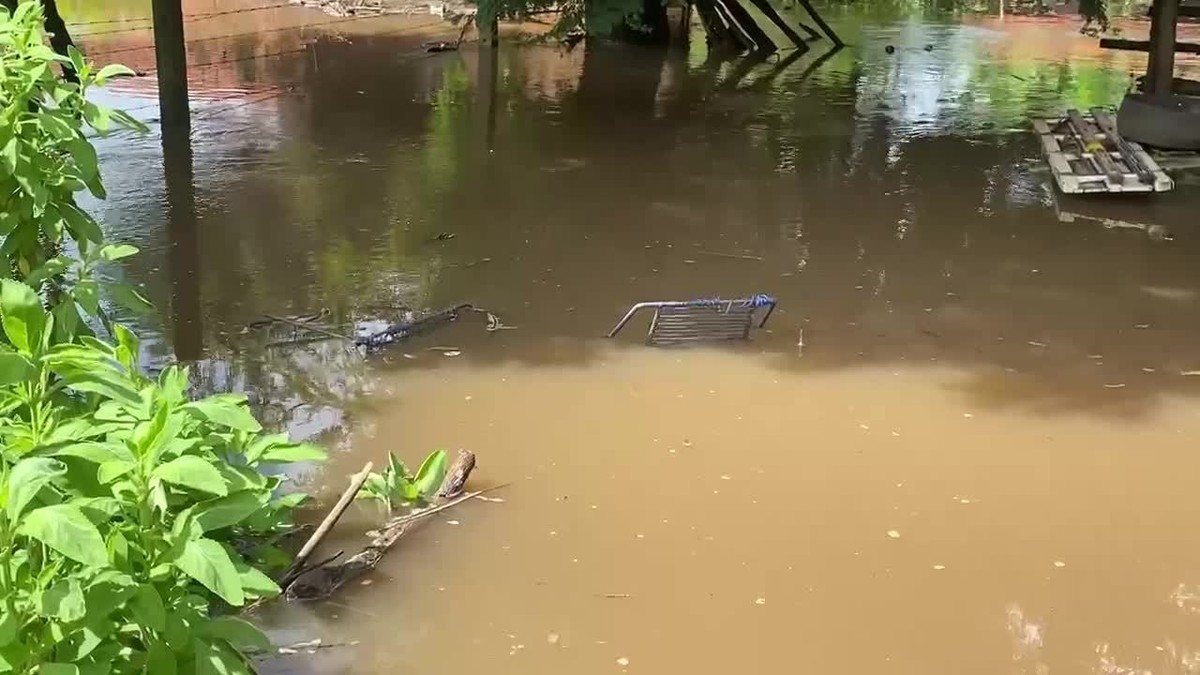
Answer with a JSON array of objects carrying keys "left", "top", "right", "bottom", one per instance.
[{"left": 73, "top": 4, "right": 1200, "bottom": 673}]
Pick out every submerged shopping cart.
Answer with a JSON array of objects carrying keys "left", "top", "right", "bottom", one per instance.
[{"left": 606, "top": 295, "right": 777, "bottom": 345}]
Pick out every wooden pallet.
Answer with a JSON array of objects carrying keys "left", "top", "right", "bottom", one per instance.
[{"left": 1033, "top": 108, "right": 1174, "bottom": 194}]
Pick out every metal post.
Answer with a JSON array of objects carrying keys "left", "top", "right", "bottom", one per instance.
[
  {"left": 1146, "top": 0, "right": 1179, "bottom": 95},
  {"left": 151, "top": 0, "right": 189, "bottom": 127}
]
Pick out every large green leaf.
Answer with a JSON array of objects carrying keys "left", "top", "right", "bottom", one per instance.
[
  {"left": 0, "top": 612, "right": 15, "bottom": 647},
  {"left": 96, "top": 458, "right": 135, "bottom": 485},
  {"left": 0, "top": 351, "right": 35, "bottom": 386},
  {"left": 130, "top": 584, "right": 166, "bottom": 632},
  {"left": 37, "top": 579, "right": 86, "bottom": 623},
  {"left": 200, "top": 617, "right": 270, "bottom": 651},
  {"left": 42, "top": 346, "right": 141, "bottom": 407},
  {"left": 152, "top": 456, "right": 228, "bottom": 496},
  {"left": 7, "top": 457, "right": 67, "bottom": 522},
  {"left": 18, "top": 504, "right": 109, "bottom": 567},
  {"left": 182, "top": 396, "right": 261, "bottom": 433},
  {"left": 172, "top": 538, "right": 245, "bottom": 606},
  {"left": 233, "top": 557, "right": 280, "bottom": 600},
  {"left": 413, "top": 450, "right": 448, "bottom": 497},
  {"left": 48, "top": 442, "right": 132, "bottom": 465},
  {"left": 145, "top": 640, "right": 177, "bottom": 675},
  {"left": 193, "top": 638, "right": 249, "bottom": 675},
  {"left": 193, "top": 491, "right": 268, "bottom": 533},
  {"left": 0, "top": 279, "right": 45, "bottom": 353}
]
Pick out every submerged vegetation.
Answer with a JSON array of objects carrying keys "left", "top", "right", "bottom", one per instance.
[{"left": 0, "top": 3, "right": 326, "bottom": 673}]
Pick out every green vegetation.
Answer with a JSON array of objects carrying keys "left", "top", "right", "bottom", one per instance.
[
  {"left": 358, "top": 450, "right": 448, "bottom": 511},
  {"left": 1, "top": 3, "right": 324, "bottom": 673}
]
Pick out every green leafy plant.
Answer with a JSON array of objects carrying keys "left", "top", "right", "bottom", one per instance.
[
  {"left": 1, "top": 0, "right": 149, "bottom": 336},
  {"left": 0, "top": 3, "right": 326, "bottom": 672},
  {"left": 0, "top": 282, "right": 327, "bottom": 672},
  {"left": 358, "top": 450, "right": 448, "bottom": 510}
]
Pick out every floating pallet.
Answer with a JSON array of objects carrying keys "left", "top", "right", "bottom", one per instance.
[{"left": 1033, "top": 107, "right": 1174, "bottom": 194}]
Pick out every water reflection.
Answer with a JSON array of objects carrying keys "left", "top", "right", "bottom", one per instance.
[{"left": 66, "top": 6, "right": 1200, "bottom": 674}]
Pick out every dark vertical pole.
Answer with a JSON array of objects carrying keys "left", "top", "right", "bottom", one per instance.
[
  {"left": 1146, "top": 0, "right": 1179, "bottom": 95},
  {"left": 151, "top": 0, "right": 199, "bottom": 359},
  {"left": 162, "top": 122, "right": 203, "bottom": 361},
  {"left": 476, "top": 40, "right": 499, "bottom": 153},
  {"left": 479, "top": 2, "right": 499, "bottom": 46},
  {"left": 40, "top": 0, "right": 79, "bottom": 83},
  {"left": 151, "top": 0, "right": 189, "bottom": 127}
]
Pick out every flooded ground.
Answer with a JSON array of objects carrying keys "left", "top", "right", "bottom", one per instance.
[{"left": 72, "top": 2, "right": 1200, "bottom": 673}]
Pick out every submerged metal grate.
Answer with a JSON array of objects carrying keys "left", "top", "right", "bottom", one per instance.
[{"left": 607, "top": 295, "right": 776, "bottom": 345}]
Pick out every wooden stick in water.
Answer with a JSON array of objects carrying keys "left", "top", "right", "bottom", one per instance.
[{"left": 280, "top": 462, "right": 373, "bottom": 589}]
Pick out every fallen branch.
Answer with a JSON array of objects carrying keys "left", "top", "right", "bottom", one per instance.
[
  {"left": 286, "top": 450, "right": 491, "bottom": 601},
  {"left": 279, "top": 462, "right": 373, "bottom": 589}
]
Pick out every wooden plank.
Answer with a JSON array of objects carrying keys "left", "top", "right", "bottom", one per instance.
[
  {"left": 1091, "top": 107, "right": 1155, "bottom": 184},
  {"left": 1147, "top": 1, "right": 1200, "bottom": 17},
  {"left": 1099, "top": 38, "right": 1200, "bottom": 55},
  {"left": 1066, "top": 109, "right": 1125, "bottom": 184}
]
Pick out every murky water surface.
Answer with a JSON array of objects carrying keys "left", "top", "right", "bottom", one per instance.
[{"left": 74, "top": 2, "right": 1200, "bottom": 672}]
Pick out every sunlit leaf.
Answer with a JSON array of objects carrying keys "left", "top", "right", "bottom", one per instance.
[
  {"left": 18, "top": 504, "right": 109, "bottom": 567},
  {"left": 37, "top": 578, "right": 86, "bottom": 623},
  {"left": 201, "top": 616, "right": 270, "bottom": 651},
  {"left": 171, "top": 538, "right": 245, "bottom": 606},
  {"left": 413, "top": 449, "right": 448, "bottom": 497},
  {"left": 153, "top": 456, "right": 228, "bottom": 496},
  {"left": 194, "top": 491, "right": 269, "bottom": 532},
  {"left": 95, "top": 63, "right": 136, "bottom": 84},
  {"left": 0, "top": 279, "right": 44, "bottom": 353},
  {"left": 0, "top": 350, "right": 35, "bottom": 386},
  {"left": 98, "top": 244, "right": 138, "bottom": 262},
  {"left": 6, "top": 457, "right": 67, "bottom": 522},
  {"left": 130, "top": 584, "right": 166, "bottom": 632},
  {"left": 183, "top": 395, "right": 262, "bottom": 433}
]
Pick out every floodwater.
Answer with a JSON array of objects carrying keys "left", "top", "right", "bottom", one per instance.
[{"left": 73, "top": 2, "right": 1200, "bottom": 673}]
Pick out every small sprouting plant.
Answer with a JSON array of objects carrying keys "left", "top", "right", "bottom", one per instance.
[{"left": 359, "top": 450, "right": 448, "bottom": 510}]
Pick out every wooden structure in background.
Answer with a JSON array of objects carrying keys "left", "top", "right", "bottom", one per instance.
[
  {"left": 692, "top": 0, "right": 841, "bottom": 55},
  {"left": 1100, "top": 0, "right": 1198, "bottom": 95}
]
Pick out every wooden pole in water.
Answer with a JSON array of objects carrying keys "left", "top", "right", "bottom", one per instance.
[
  {"left": 480, "top": 0, "right": 499, "bottom": 46},
  {"left": 151, "top": 0, "right": 189, "bottom": 127},
  {"left": 163, "top": 116, "right": 202, "bottom": 361},
  {"left": 793, "top": 0, "right": 842, "bottom": 47},
  {"left": 717, "top": 0, "right": 775, "bottom": 53},
  {"left": 1146, "top": 0, "right": 1180, "bottom": 94},
  {"left": 280, "top": 462, "right": 374, "bottom": 590}
]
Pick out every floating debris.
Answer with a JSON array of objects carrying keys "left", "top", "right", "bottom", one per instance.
[
  {"left": 1027, "top": 340, "right": 1047, "bottom": 348},
  {"left": 1053, "top": 560, "right": 1066, "bottom": 568},
  {"left": 447, "top": 520, "right": 460, "bottom": 525},
  {"left": 933, "top": 564, "right": 946, "bottom": 570},
  {"left": 887, "top": 530, "right": 901, "bottom": 539},
  {"left": 1135, "top": 324, "right": 1151, "bottom": 329},
  {"left": 1182, "top": 371, "right": 1200, "bottom": 376},
  {"left": 1103, "top": 383, "right": 1126, "bottom": 389},
  {"left": 548, "top": 632, "right": 561, "bottom": 645},
  {"left": 443, "top": 350, "right": 462, "bottom": 357},
  {"left": 617, "top": 657, "right": 630, "bottom": 667},
  {"left": 754, "top": 597, "right": 766, "bottom": 605},
  {"left": 597, "top": 593, "right": 632, "bottom": 599}
]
